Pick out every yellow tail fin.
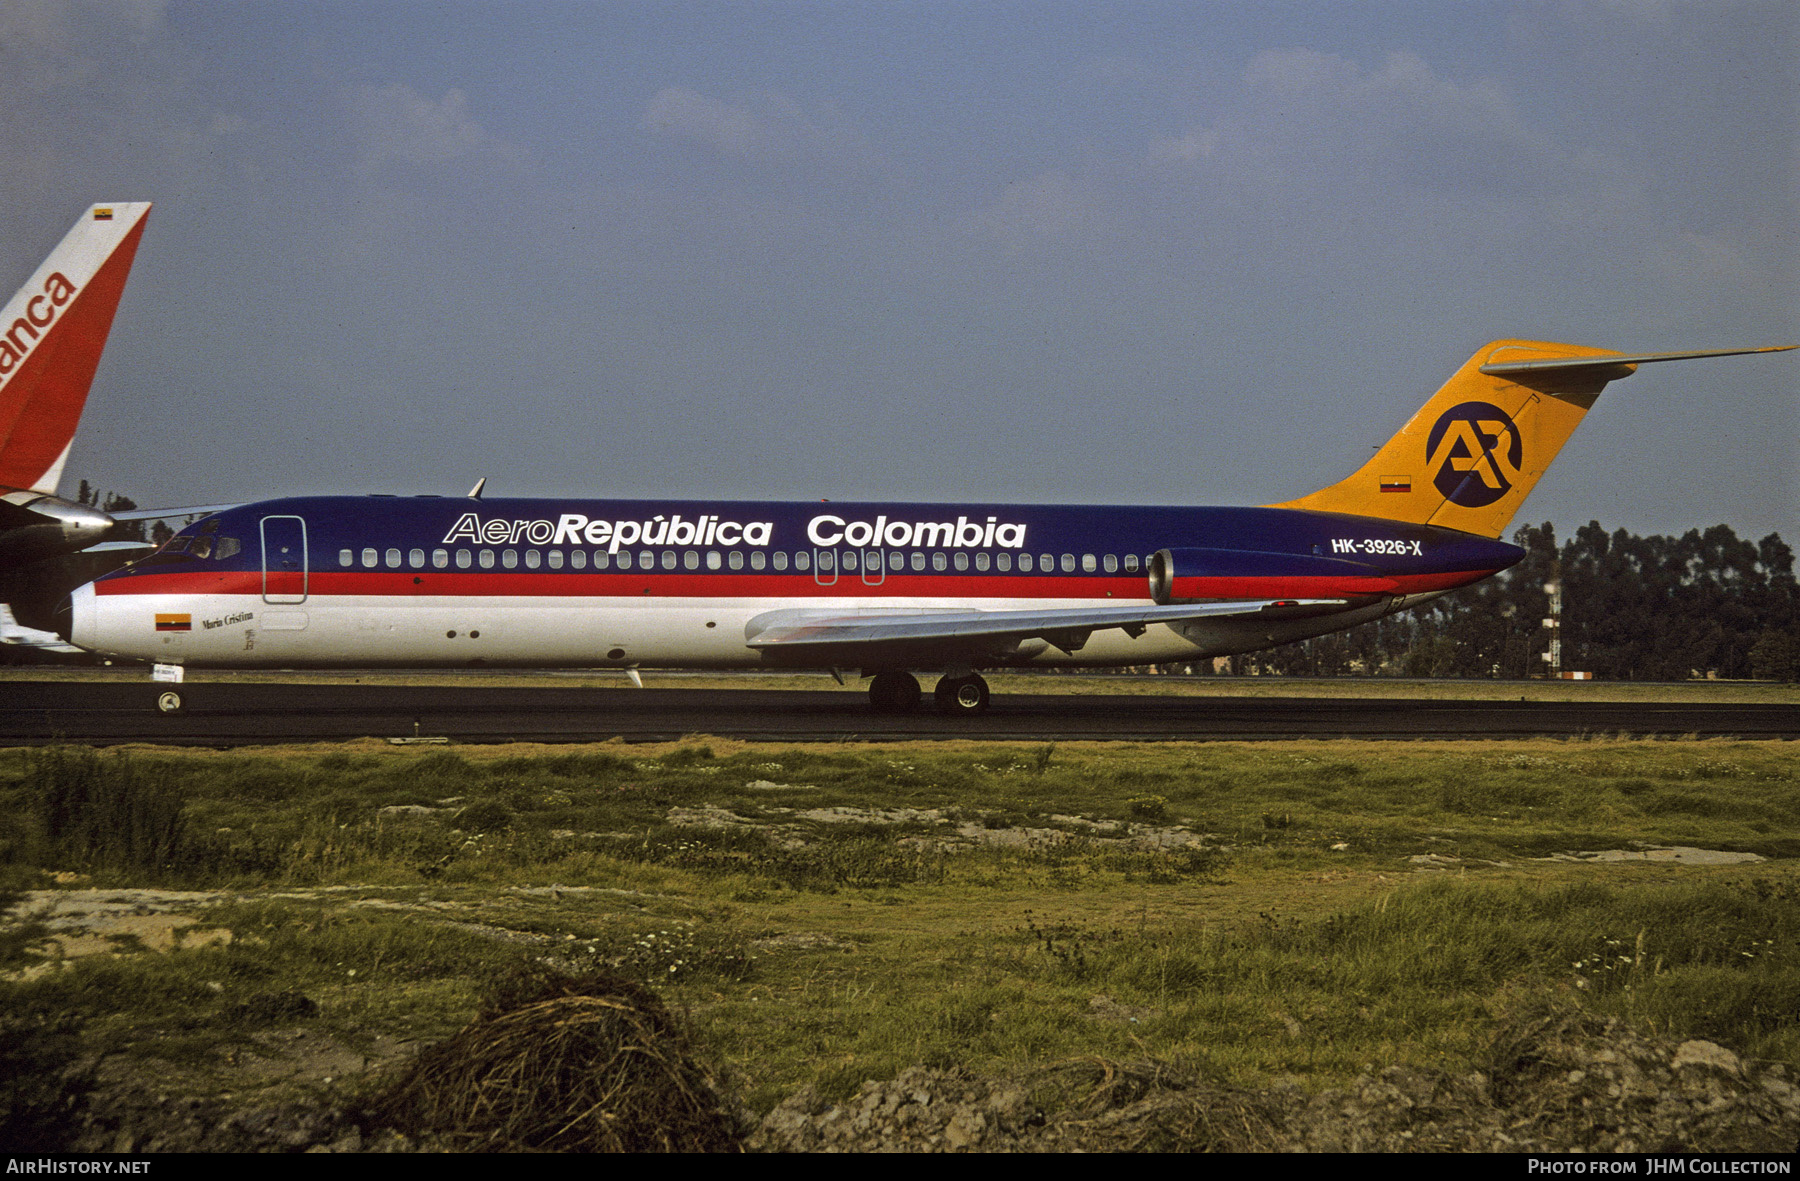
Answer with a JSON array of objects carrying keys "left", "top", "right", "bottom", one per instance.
[{"left": 1271, "top": 339, "right": 1795, "bottom": 538}]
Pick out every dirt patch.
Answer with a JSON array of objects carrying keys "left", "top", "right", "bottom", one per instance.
[
  {"left": 1538, "top": 846, "right": 1766, "bottom": 866},
  {"left": 5, "top": 889, "right": 234, "bottom": 980}
]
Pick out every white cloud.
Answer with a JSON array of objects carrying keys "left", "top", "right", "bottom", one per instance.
[
  {"left": 644, "top": 87, "right": 774, "bottom": 161},
  {"left": 1153, "top": 48, "right": 1558, "bottom": 197},
  {"left": 642, "top": 86, "right": 885, "bottom": 175},
  {"left": 347, "top": 84, "right": 492, "bottom": 175}
]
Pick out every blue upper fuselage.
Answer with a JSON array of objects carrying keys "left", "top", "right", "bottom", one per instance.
[{"left": 96, "top": 494, "right": 1524, "bottom": 601}]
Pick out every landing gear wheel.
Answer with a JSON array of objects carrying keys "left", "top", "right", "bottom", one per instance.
[
  {"left": 868, "top": 671, "right": 922, "bottom": 713},
  {"left": 934, "top": 673, "right": 990, "bottom": 715},
  {"left": 156, "top": 690, "right": 184, "bottom": 715}
]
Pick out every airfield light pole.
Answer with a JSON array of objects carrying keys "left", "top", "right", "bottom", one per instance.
[{"left": 1541, "top": 570, "right": 1563, "bottom": 679}]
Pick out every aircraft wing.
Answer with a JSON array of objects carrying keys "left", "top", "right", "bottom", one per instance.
[
  {"left": 107, "top": 503, "right": 242, "bottom": 522},
  {"left": 745, "top": 598, "right": 1347, "bottom": 664}
]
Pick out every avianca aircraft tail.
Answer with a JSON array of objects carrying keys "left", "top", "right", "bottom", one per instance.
[
  {"left": 0, "top": 202, "right": 152, "bottom": 496},
  {"left": 1273, "top": 339, "right": 1795, "bottom": 538}
]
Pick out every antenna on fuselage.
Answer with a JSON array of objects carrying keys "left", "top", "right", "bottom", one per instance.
[{"left": 466, "top": 478, "right": 487, "bottom": 499}]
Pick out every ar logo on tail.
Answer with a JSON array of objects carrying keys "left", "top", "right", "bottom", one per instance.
[{"left": 1426, "top": 401, "right": 1522, "bottom": 508}]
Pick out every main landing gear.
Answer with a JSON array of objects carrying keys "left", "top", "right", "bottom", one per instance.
[
  {"left": 934, "top": 673, "right": 990, "bottom": 715},
  {"left": 868, "top": 671, "right": 922, "bottom": 713},
  {"left": 864, "top": 671, "right": 991, "bottom": 715}
]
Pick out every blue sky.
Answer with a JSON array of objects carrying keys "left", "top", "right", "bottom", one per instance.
[{"left": 2, "top": 0, "right": 1795, "bottom": 541}]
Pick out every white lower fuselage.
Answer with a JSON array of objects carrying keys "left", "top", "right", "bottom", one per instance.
[{"left": 71, "top": 584, "right": 1418, "bottom": 671}]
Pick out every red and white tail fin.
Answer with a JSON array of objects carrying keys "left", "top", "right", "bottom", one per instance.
[{"left": 0, "top": 203, "right": 152, "bottom": 496}]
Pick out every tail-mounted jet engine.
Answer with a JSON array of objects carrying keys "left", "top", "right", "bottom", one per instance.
[{"left": 1146, "top": 547, "right": 1399, "bottom": 605}]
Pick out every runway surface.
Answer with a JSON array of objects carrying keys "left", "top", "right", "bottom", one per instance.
[{"left": 2, "top": 680, "right": 1796, "bottom": 745}]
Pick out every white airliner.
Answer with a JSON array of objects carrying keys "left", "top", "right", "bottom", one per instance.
[
  {"left": 67, "top": 340, "right": 1792, "bottom": 714},
  {"left": 0, "top": 203, "right": 157, "bottom": 566}
]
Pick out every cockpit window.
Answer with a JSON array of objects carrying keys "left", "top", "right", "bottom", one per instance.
[{"left": 139, "top": 529, "right": 239, "bottom": 567}]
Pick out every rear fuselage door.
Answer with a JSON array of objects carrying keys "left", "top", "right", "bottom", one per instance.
[{"left": 261, "top": 515, "right": 308, "bottom": 604}]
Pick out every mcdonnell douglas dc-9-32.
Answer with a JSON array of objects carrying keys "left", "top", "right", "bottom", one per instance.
[{"left": 66, "top": 339, "right": 1792, "bottom": 714}]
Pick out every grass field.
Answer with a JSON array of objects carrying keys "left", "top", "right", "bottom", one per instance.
[{"left": 1, "top": 731, "right": 1795, "bottom": 1133}]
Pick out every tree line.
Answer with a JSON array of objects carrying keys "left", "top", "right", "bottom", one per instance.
[{"left": 1220, "top": 522, "right": 1800, "bottom": 682}]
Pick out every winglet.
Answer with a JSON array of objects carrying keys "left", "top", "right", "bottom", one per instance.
[{"left": 0, "top": 203, "right": 153, "bottom": 495}]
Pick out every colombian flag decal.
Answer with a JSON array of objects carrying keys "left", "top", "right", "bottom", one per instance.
[
  {"left": 93, "top": 207, "right": 114, "bottom": 220},
  {"left": 155, "top": 614, "right": 191, "bottom": 632},
  {"left": 1379, "top": 476, "right": 1412, "bottom": 493}
]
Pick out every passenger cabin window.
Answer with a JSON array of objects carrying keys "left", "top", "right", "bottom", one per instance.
[
  {"left": 526, "top": 550, "right": 541, "bottom": 569},
  {"left": 751, "top": 551, "right": 767, "bottom": 570},
  {"left": 479, "top": 549, "right": 495, "bottom": 569},
  {"left": 547, "top": 550, "right": 563, "bottom": 570},
  {"left": 1060, "top": 554, "right": 1075, "bottom": 573},
  {"left": 339, "top": 549, "right": 354, "bottom": 567},
  {"left": 997, "top": 553, "right": 1011, "bottom": 572},
  {"left": 1019, "top": 554, "right": 1033, "bottom": 572},
  {"left": 910, "top": 552, "right": 926, "bottom": 571},
  {"left": 889, "top": 551, "right": 903, "bottom": 571},
  {"left": 661, "top": 551, "right": 677, "bottom": 570},
  {"left": 362, "top": 548, "right": 378, "bottom": 568},
  {"left": 683, "top": 550, "right": 698, "bottom": 570},
  {"left": 727, "top": 551, "right": 743, "bottom": 570},
  {"left": 794, "top": 551, "right": 810, "bottom": 571},
  {"left": 385, "top": 548, "right": 401, "bottom": 568},
  {"left": 932, "top": 552, "right": 947, "bottom": 571},
  {"left": 409, "top": 549, "right": 425, "bottom": 568},
  {"left": 706, "top": 551, "right": 721, "bottom": 570},
  {"left": 1082, "top": 554, "right": 1096, "bottom": 573},
  {"left": 953, "top": 552, "right": 968, "bottom": 571},
  {"left": 456, "top": 549, "right": 472, "bottom": 569},
  {"left": 771, "top": 552, "right": 787, "bottom": 571},
  {"left": 502, "top": 549, "right": 518, "bottom": 569},
  {"left": 1124, "top": 554, "right": 1139, "bottom": 573},
  {"left": 433, "top": 549, "right": 449, "bottom": 569}
]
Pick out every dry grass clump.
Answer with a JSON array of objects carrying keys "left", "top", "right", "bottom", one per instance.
[
  {"left": 363, "top": 970, "right": 743, "bottom": 1152},
  {"left": 1029, "top": 1058, "right": 1288, "bottom": 1152}
]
